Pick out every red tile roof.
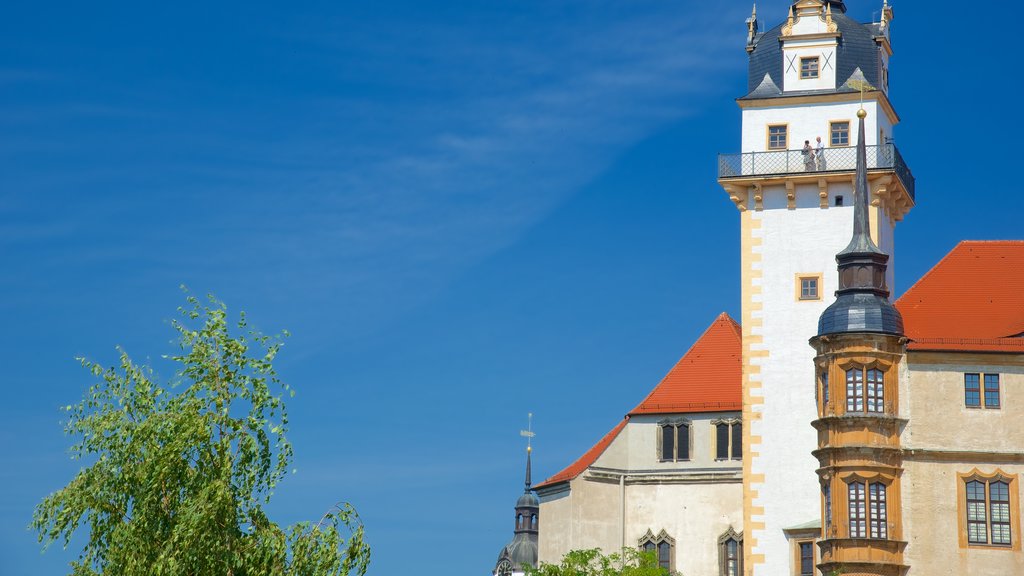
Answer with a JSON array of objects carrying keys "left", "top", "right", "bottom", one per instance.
[
  {"left": 896, "top": 241, "right": 1024, "bottom": 352},
  {"left": 534, "top": 418, "right": 627, "bottom": 490},
  {"left": 630, "top": 312, "right": 742, "bottom": 415},
  {"left": 535, "top": 313, "right": 742, "bottom": 489}
]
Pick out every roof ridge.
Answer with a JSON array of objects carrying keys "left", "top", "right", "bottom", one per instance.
[{"left": 534, "top": 418, "right": 628, "bottom": 489}]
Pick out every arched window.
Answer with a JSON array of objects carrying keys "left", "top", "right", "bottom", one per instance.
[
  {"left": 718, "top": 528, "right": 743, "bottom": 576},
  {"left": 638, "top": 529, "right": 674, "bottom": 572},
  {"left": 531, "top": 514, "right": 537, "bottom": 530}
]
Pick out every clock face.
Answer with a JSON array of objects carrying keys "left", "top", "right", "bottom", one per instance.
[{"left": 497, "top": 559, "right": 513, "bottom": 576}]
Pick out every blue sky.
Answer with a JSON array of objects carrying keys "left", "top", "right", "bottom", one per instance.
[{"left": 2, "top": 1, "right": 1020, "bottom": 574}]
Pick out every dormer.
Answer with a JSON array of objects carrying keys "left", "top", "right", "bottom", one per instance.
[{"left": 779, "top": 0, "right": 842, "bottom": 92}]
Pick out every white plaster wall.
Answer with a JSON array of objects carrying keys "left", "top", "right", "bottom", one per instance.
[
  {"left": 599, "top": 413, "right": 743, "bottom": 471},
  {"left": 782, "top": 40, "right": 837, "bottom": 92},
  {"left": 902, "top": 460, "right": 1024, "bottom": 574},
  {"left": 625, "top": 481, "right": 742, "bottom": 576},
  {"left": 538, "top": 486, "right": 573, "bottom": 564},
  {"left": 741, "top": 101, "right": 889, "bottom": 153},
  {"left": 538, "top": 415, "right": 744, "bottom": 570},
  {"left": 746, "top": 185, "right": 898, "bottom": 576}
]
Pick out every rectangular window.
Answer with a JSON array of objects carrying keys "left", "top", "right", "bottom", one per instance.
[
  {"left": 869, "top": 482, "right": 888, "bottom": 539},
  {"left": 849, "top": 482, "right": 866, "bottom": 538},
  {"left": 678, "top": 424, "right": 690, "bottom": 460},
  {"left": 985, "top": 374, "right": 1001, "bottom": 408},
  {"left": 991, "top": 481, "right": 1012, "bottom": 545},
  {"left": 830, "top": 121, "right": 850, "bottom": 147},
  {"left": 799, "top": 542, "right": 814, "bottom": 576},
  {"left": 661, "top": 425, "right": 675, "bottom": 460},
  {"left": 660, "top": 423, "right": 689, "bottom": 461},
  {"left": 866, "top": 369, "right": 884, "bottom": 413},
  {"left": 731, "top": 422, "right": 742, "bottom": 459},
  {"left": 823, "top": 484, "right": 832, "bottom": 531},
  {"left": 800, "top": 57, "right": 820, "bottom": 79},
  {"left": 846, "top": 369, "right": 864, "bottom": 413},
  {"left": 717, "top": 422, "right": 730, "bottom": 459},
  {"left": 965, "top": 373, "right": 981, "bottom": 407},
  {"left": 801, "top": 278, "right": 818, "bottom": 300},
  {"left": 967, "top": 480, "right": 988, "bottom": 544},
  {"left": 768, "top": 125, "right": 788, "bottom": 150},
  {"left": 822, "top": 371, "right": 830, "bottom": 406}
]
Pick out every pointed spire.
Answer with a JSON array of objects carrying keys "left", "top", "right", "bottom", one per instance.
[
  {"left": 524, "top": 445, "right": 532, "bottom": 492},
  {"left": 816, "top": 107, "right": 904, "bottom": 337},
  {"left": 838, "top": 109, "right": 884, "bottom": 257}
]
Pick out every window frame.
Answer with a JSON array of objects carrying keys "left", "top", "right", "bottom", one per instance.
[
  {"left": 657, "top": 418, "right": 691, "bottom": 462},
  {"left": 958, "top": 470, "right": 1021, "bottom": 550},
  {"left": 965, "top": 373, "right": 1001, "bottom": 409},
  {"left": 846, "top": 479, "right": 889, "bottom": 540},
  {"left": 840, "top": 363, "right": 890, "bottom": 415},
  {"left": 797, "top": 540, "right": 815, "bottom": 576},
  {"left": 712, "top": 419, "right": 742, "bottom": 461},
  {"left": 829, "top": 120, "right": 850, "bottom": 147},
  {"left": 800, "top": 56, "right": 820, "bottom": 79},
  {"left": 638, "top": 529, "right": 676, "bottom": 572},
  {"left": 795, "top": 273, "right": 823, "bottom": 302},
  {"left": 767, "top": 124, "right": 789, "bottom": 151},
  {"left": 718, "top": 528, "right": 743, "bottom": 576}
]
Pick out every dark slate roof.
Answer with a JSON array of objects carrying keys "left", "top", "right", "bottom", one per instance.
[
  {"left": 743, "top": 12, "right": 882, "bottom": 99},
  {"left": 818, "top": 292, "right": 904, "bottom": 335}
]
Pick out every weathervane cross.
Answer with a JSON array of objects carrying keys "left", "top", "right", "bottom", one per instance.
[{"left": 520, "top": 412, "right": 535, "bottom": 451}]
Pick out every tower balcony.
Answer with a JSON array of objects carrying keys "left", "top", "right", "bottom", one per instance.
[{"left": 717, "top": 144, "right": 916, "bottom": 216}]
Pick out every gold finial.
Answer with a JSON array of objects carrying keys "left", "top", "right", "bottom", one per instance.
[
  {"left": 782, "top": 6, "right": 795, "bottom": 36},
  {"left": 825, "top": 3, "right": 838, "bottom": 33},
  {"left": 857, "top": 108, "right": 867, "bottom": 119}
]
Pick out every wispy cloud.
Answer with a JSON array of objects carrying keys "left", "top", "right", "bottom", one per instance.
[{"left": 0, "top": 2, "right": 748, "bottom": 340}]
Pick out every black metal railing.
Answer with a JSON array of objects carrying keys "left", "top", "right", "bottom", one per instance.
[{"left": 718, "top": 144, "right": 915, "bottom": 201}]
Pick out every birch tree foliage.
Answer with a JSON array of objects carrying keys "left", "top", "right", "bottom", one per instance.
[
  {"left": 525, "top": 548, "right": 669, "bottom": 576},
  {"left": 32, "top": 293, "right": 370, "bottom": 576}
]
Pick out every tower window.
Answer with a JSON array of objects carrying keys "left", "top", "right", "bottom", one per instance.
[
  {"left": 830, "top": 121, "right": 850, "bottom": 147},
  {"left": 845, "top": 367, "right": 885, "bottom": 414},
  {"left": 768, "top": 124, "right": 788, "bottom": 150},
  {"left": 847, "top": 480, "right": 888, "bottom": 539},
  {"left": 965, "top": 373, "right": 1001, "bottom": 408},
  {"left": 797, "top": 275, "right": 821, "bottom": 301},
  {"left": 800, "top": 57, "right": 820, "bottom": 79}
]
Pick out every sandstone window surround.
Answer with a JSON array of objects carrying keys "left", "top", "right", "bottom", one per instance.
[
  {"left": 717, "top": 527, "right": 743, "bottom": 576},
  {"left": 958, "top": 470, "right": 1020, "bottom": 550},
  {"left": 657, "top": 418, "right": 691, "bottom": 462},
  {"left": 638, "top": 529, "right": 675, "bottom": 572},
  {"left": 711, "top": 419, "right": 742, "bottom": 461}
]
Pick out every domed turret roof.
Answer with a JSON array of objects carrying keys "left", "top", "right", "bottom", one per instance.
[
  {"left": 516, "top": 491, "right": 539, "bottom": 508},
  {"left": 744, "top": 8, "right": 883, "bottom": 100}
]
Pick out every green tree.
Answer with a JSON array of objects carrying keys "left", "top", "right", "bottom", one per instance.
[
  {"left": 32, "top": 293, "right": 370, "bottom": 576},
  {"left": 525, "top": 548, "right": 669, "bottom": 576}
]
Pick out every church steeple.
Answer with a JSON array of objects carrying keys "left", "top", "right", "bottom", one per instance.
[
  {"left": 493, "top": 415, "right": 540, "bottom": 576},
  {"left": 817, "top": 108, "right": 904, "bottom": 337}
]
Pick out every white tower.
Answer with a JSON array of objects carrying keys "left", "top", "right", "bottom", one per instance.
[{"left": 717, "top": 2, "right": 913, "bottom": 575}]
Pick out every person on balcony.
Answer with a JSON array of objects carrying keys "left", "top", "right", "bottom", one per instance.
[
  {"left": 816, "top": 136, "right": 826, "bottom": 171},
  {"left": 803, "top": 140, "right": 815, "bottom": 171}
]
